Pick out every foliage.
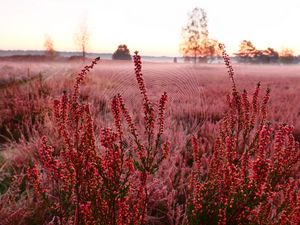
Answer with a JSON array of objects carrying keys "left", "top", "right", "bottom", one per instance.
[
  {"left": 189, "top": 44, "right": 300, "bottom": 225},
  {"left": 180, "top": 7, "right": 220, "bottom": 63},
  {"left": 112, "top": 45, "right": 132, "bottom": 60},
  {"left": 236, "top": 40, "right": 297, "bottom": 64},
  {"left": 0, "top": 73, "right": 51, "bottom": 143},
  {"left": 44, "top": 35, "right": 57, "bottom": 58},
  {"left": 26, "top": 52, "right": 169, "bottom": 224},
  {"left": 236, "top": 40, "right": 258, "bottom": 60},
  {"left": 280, "top": 48, "right": 295, "bottom": 64},
  {"left": 0, "top": 45, "right": 299, "bottom": 225}
]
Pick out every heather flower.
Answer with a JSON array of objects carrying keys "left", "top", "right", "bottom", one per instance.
[
  {"left": 25, "top": 53, "right": 171, "bottom": 224},
  {"left": 189, "top": 44, "right": 300, "bottom": 225}
]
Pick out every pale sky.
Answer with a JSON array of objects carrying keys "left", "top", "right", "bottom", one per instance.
[{"left": 0, "top": 0, "right": 299, "bottom": 56}]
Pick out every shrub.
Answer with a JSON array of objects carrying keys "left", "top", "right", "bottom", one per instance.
[
  {"left": 27, "top": 52, "right": 169, "bottom": 224},
  {"left": 0, "top": 73, "right": 51, "bottom": 143},
  {"left": 188, "top": 44, "right": 300, "bottom": 225}
]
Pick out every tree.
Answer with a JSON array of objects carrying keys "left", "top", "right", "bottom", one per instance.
[
  {"left": 279, "top": 48, "right": 295, "bottom": 64},
  {"left": 256, "top": 47, "right": 279, "bottom": 63},
  {"left": 236, "top": 42, "right": 280, "bottom": 64},
  {"left": 236, "top": 40, "right": 258, "bottom": 62},
  {"left": 180, "top": 7, "right": 219, "bottom": 63},
  {"left": 44, "top": 35, "right": 56, "bottom": 58},
  {"left": 204, "top": 38, "right": 222, "bottom": 58},
  {"left": 75, "top": 19, "right": 90, "bottom": 61},
  {"left": 112, "top": 44, "right": 132, "bottom": 60}
]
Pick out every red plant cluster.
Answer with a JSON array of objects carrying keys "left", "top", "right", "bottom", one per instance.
[
  {"left": 0, "top": 41, "right": 297, "bottom": 225},
  {"left": 0, "top": 73, "right": 51, "bottom": 143},
  {"left": 27, "top": 52, "right": 170, "bottom": 224},
  {"left": 189, "top": 45, "right": 300, "bottom": 225}
]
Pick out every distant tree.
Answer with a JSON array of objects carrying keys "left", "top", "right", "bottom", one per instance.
[
  {"left": 44, "top": 35, "right": 56, "bottom": 58},
  {"left": 279, "top": 48, "right": 295, "bottom": 64},
  {"left": 75, "top": 19, "right": 90, "bottom": 61},
  {"left": 236, "top": 40, "right": 258, "bottom": 63},
  {"left": 204, "top": 38, "right": 222, "bottom": 58},
  {"left": 236, "top": 42, "right": 281, "bottom": 64},
  {"left": 256, "top": 47, "right": 279, "bottom": 63},
  {"left": 112, "top": 44, "right": 132, "bottom": 60},
  {"left": 180, "top": 7, "right": 219, "bottom": 63}
]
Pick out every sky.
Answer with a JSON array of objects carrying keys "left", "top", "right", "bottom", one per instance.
[{"left": 0, "top": 0, "right": 300, "bottom": 56}]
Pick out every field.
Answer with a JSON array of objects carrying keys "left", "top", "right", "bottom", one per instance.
[{"left": 0, "top": 56, "right": 299, "bottom": 224}]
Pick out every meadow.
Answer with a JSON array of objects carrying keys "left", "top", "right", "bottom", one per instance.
[{"left": 0, "top": 53, "right": 299, "bottom": 224}]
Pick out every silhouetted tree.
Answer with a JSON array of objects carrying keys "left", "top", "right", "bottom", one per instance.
[
  {"left": 180, "top": 7, "right": 219, "bottom": 63},
  {"left": 44, "top": 35, "right": 57, "bottom": 58},
  {"left": 112, "top": 44, "right": 132, "bottom": 60}
]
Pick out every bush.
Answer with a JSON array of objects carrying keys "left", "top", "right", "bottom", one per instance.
[
  {"left": 188, "top": 44, "right": 300, "bottom": 225},
  {"left": 0, "top": 74, "right": 51, "bottom": 143},
  {"left": 27, "top": 53, "right": 169, "bottom": 224}
]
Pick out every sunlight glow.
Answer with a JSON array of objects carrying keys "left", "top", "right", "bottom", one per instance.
[{"left": 0, "top": 0, "right": 299, "bottom": 56}]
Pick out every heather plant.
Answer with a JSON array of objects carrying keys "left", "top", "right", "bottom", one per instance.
[
  {"left": 26, "top": 51, "right": 170, "bottom": 224},
  {"left": 1, "top": 45, "right": 299, "bottom": 225},
  {"left": 0, "top": 135, "right": 51, "bottom": 225},
  {"left": 114, "top": 51, "right": 170, "bottom": 223},
  {"left": 189, "top": 44, "right": 300, "bottom": 224},
  {"left": 0, "top": 73, "right": 51, "bottom": 143},
  {"left": 0, "top": 166, "right": 45, "bottom": 225}
]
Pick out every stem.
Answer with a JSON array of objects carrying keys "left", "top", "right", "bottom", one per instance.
[
  {"left": 74, "top": 164, "right": 80, "bottom": 225},
  {"left": 140, "top": 172, "right": 148, "bottom": 225}
]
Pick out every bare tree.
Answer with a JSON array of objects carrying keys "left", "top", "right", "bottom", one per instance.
[
  {"left": 44, "top": 35, "right": 56, "bottom": 58},
  {"left": 180, "top": 7, "right": 218, "bottom": 63},
  {"left": 75, "top": 19, "right": 90, "bottom": 61}
]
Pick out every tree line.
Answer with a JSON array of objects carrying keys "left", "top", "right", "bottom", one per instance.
[
  {"left": 44, "top": 9, "right": 298, "bottom": 64},
  {"left": 180, "top": 7, "right": 298, "bottom": 64},
  {"left": 43, "top": 20, "right": 132, "bottom": 61}
]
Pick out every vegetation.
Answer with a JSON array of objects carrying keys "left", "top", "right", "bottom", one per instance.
[
  {"left": 179, "top": 7, "right": 298, "bottom": 65},
  {"left": 112, "top": 45, "right": 132, "bottom": 60},
  {"left": 75, "top": 19, "right": 90, "bottom": 61},
  {"left": 236, "top": 40, "right": 296, "bottom": 64},
  {"left": 44, "top": 35, "right": 57, "bottom": 58},
  {"left": 180, "top": 7, "right": 221, "bottom": 63},
  {"left": 189, "top": 45, "right": 299, "bottom": 224},
  {"left": 0, "top": 46, "right": 299, "bottom": 224}
]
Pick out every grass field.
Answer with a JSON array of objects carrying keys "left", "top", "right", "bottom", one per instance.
[{"left": 0, "top": 57, "right": 299, "bottom": 224}]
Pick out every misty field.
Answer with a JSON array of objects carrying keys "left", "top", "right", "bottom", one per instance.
[{"left": 0, "top": 56, "right": 299, "bottom": 224}]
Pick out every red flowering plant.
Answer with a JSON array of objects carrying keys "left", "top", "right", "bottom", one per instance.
[
  {"left": 113, "top": 51, "right": 170, "bottom": 224},
  {"left": 27, "top": 58, "right": 103, "bottom": 224},
  {"left": 27, "top": 51, "right": 169, "bottom": 224},
  {"left": 189, "top": 44, "right": 300, "bottom": 225}
]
